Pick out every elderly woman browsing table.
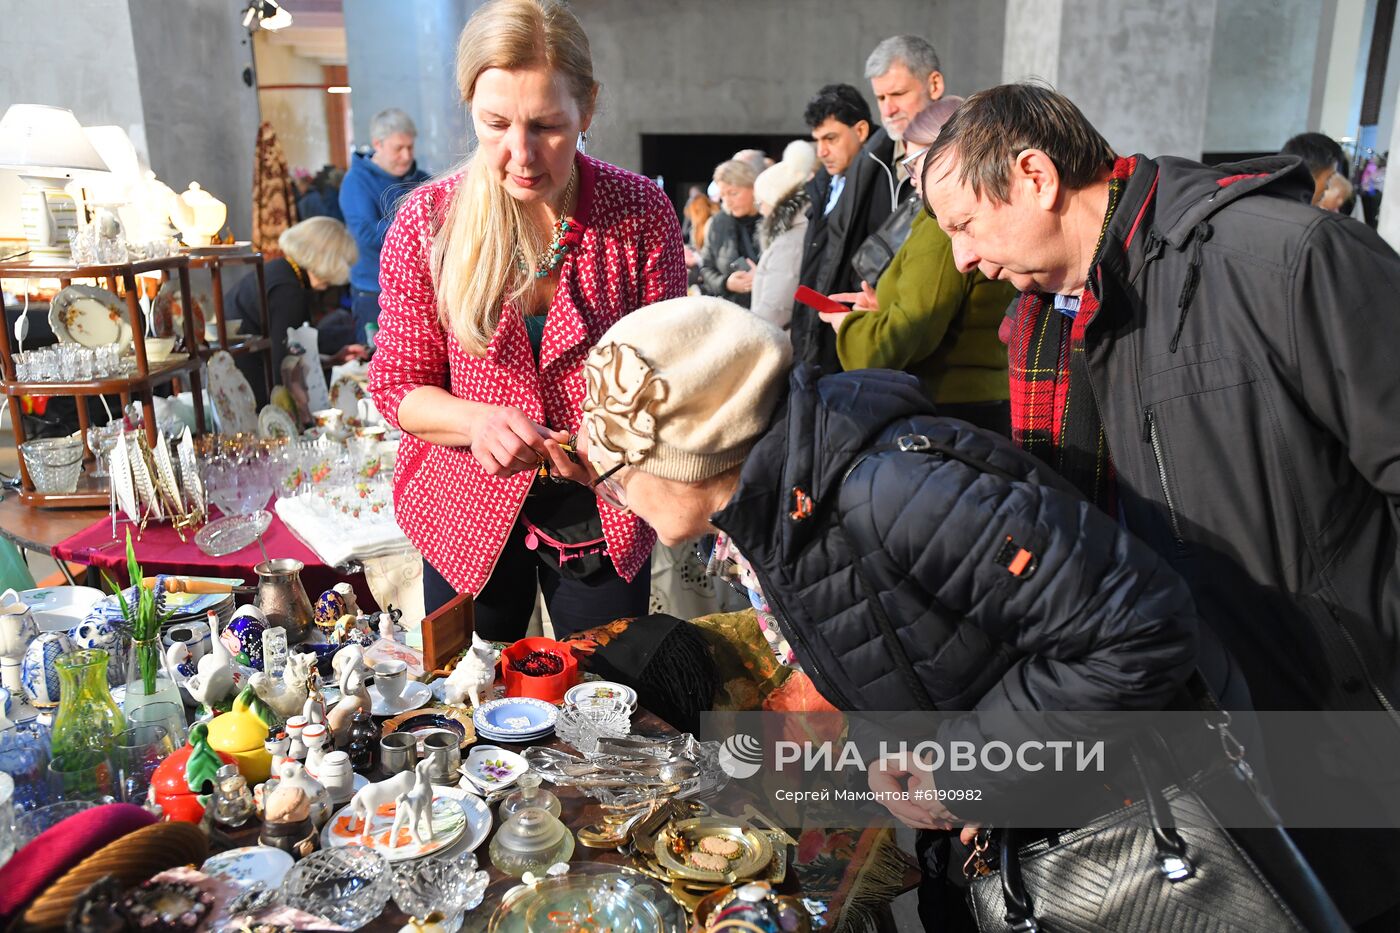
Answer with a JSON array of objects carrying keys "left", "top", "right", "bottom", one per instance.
[{"left": 367, "top": 0, "right": 686, "bottom": 638}]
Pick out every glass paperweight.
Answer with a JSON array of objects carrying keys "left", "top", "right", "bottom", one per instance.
[
  {"left": 281, "top": 845, "right": 392, "bottom": 930},
  {"left": 488, "top": 807, "right": 575, "bottom": 879},
  {"left": 392, "top": 851, "right": 490, "bottom": 932},
  {"left": 498, "top": 772, "right": 560, "bottom": 821}
]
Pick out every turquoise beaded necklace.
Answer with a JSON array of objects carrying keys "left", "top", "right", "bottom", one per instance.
[{"left": 516, "top": 165, "right": 579, "bottom": 280}]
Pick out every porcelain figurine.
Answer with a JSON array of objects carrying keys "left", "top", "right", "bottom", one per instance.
[
  {"left": 443, "top": 633, "right": 498, "bottom": 709},
  {"left": 266, "top": 729, "right": 291, "bottom": 771},
  {"left": 259, "top": 783, "right": 318, "bottom": 860},
  {"left": 185, "top": 612, "right": 236, "bottom": 715},
  {"left": 164, "top": 641, "right": 197, "bottom": 680},
  {"left": 327, "top": 664, "right": 370, "bottom": 747},
  {"left": 302, "top": 722, "right": 329, "bottom": 778},
  {"left": 21, "top": 630, "right": 73, "bottom": 708},
  {"left": 389, "top": 761, "right": 436, "bottom": 848},
  {"left": 67, "top": 616, "right": 120, "bottom": 653},
  {"left": 286, "top": 715, "right": 308, "bottom": 760},
  {"left": 348, "top": 764, "right": 420, "bottom": 840},
  {"left": 265, "top": 757, "right": 332, "bottom": 827},
  {"left": 331, "top": 643, "right": 366, "bottom": 684},
  {"left": 249, "top": 651, "right": 315, "bottom": 720},
  {"left": 224, "top": 605, "right": 268, "bottom": 669}
]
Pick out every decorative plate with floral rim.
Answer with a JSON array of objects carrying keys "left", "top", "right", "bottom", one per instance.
[
  {"left": 206, "top": 351, "right": 258, "bottom": 436},
  {"left": 257, "top": 404, "right": 297, "bottom": 440},
  {"left": 49, "top": 285, "right": 132, "bottom": 350}
]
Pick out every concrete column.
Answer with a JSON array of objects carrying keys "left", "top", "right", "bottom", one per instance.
[
  {"left": 1376, "top": 105, "right": 1400, "bottom": 246},
  {"left": 129, "top": 0, "right": 261, "bottom": 242},
  {"left": 343, "top": 0, "right": 482, "bottom": 177},
  {"left": 1203, "top": 0, "right": 1323, "bottom": 156},
  {"left": 1002, "top": 0, "right": 1217, "bottom": 159},
  {"left": 1314, "top": 0, "right": 1371, "bottom": 140}
]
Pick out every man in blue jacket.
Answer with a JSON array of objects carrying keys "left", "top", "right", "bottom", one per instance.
[{"left": 339, "top": 107, "right": 430, "bottom": 345}]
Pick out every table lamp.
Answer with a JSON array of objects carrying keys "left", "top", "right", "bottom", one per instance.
[{"left": 0, "top": 104, "right": 111, "bottom": 255}]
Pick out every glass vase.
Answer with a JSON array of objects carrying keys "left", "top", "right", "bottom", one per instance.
[
  {"left": 51, "top": 649, "right": 127, "bottom": 760},
  {"left": 123, "top": 637, "right": 187, "bottom": 735}
]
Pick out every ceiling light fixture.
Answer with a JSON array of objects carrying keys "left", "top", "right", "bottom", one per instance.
[{"left": 241, "top": 0, "right": 293, "bottom": 32}]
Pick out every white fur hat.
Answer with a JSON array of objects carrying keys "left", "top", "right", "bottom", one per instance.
[{"left": 754, "top": 162, "right": 804, "bottom": 209}]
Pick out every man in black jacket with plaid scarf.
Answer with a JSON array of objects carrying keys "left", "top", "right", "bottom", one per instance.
[{"left": 921, "top": 81, "right": 1400, "bottom": 930}]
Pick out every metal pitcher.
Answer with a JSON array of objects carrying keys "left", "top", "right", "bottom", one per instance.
[{"left": 252, "top": 560, "right": 314, "bottom": 645}]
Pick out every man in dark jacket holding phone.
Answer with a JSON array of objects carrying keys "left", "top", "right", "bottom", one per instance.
[
  {"left": 922, "top": 81, "right": 1400, "bottom": 930},
  {"left": 792, "top": 37, "right": 944, "bottom": 375}
]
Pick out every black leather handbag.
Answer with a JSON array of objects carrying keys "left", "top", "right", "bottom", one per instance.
[
  {"left": 850, "top": 193, "right": 920, "bottom": 287},
  {"left": 968, "top": 725, "right": 1351, "bottom": 933}
]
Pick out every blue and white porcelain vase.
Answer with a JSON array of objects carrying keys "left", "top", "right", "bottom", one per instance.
[{"left": 21, "top": 631, "right": 74, "bottom": 708}]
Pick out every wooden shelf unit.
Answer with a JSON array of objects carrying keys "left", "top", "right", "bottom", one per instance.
[{"left": 0, "top": 254, "right": 207, "bottom": 508}]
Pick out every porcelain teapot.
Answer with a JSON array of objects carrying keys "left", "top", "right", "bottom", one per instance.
[
  {"left": 168, "top": 182, "right": 226, "bottom": 247},
  {"left": 0, "top": 590, "right": 38, "bottom": 661}
]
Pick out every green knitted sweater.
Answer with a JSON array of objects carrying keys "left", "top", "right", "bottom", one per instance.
[{"left": 835, "top": 211, "right": 1014, "bottom": 404}]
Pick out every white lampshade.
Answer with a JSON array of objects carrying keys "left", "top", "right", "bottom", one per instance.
[{"left": 0, "top": 104, "right": 110, "bottom": 175}]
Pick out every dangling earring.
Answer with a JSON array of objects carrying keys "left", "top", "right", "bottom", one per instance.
[{"left": 577, "top": 131, "right": 588, "bottom": 154}]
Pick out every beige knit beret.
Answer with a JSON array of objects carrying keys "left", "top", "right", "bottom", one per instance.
[{"left": 582, "top": 297, "right": 793, "bottom": 483}]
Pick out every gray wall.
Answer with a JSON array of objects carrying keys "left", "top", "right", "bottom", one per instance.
[
  {"left": 343, "top": 0, "right": 480, "bottom": 176},
  {"left": 1203, "top": 0, "right": 1322, "bottom": 155},
  {"left": 0, "top": 0, "right": 258, "bottom": 242},
  {"left": 1059, "top": 0, "right": 1218, "bottom": 159},
  {"left": 575, "top": 0, "right": 1007, "bottom": 173}
]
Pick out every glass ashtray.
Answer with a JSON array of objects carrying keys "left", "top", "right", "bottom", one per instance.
[
  {"left": 555, "top": 698, "right": 631, "bottom": 756},
  {"left": 281, "top": 845, "right": 391, "bottom": 930},
  {"left": 194, "top": 509, "right": 272, "bottom": 557}
]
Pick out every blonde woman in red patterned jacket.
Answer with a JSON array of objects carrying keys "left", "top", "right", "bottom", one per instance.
[{"left": 367, "top": 0, "right": 685, "bottom": 639}]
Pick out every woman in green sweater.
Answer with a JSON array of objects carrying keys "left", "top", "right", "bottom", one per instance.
[{"left": 823, "top": 97, "right": 1016, "bottom": 435}]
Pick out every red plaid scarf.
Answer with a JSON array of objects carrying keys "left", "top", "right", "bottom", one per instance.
[{"left": 1008, "top": 157, "right": 1138, "bottom": 514}]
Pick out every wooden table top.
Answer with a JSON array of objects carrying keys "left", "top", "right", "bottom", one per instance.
[{"left": 0, "top": 491, "right": 106, "bottom": 554}]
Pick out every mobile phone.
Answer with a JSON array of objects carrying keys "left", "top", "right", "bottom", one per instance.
[
  {"left": 793, "top": 285, "right": 850, "bottom": 316},
  {"left": 729, "top": 257, "right": 754, "bottom": 274}
]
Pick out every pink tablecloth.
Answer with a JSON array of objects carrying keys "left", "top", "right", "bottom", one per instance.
[{"left": 52, "top": 514, "right": 378, "bottom": 612}]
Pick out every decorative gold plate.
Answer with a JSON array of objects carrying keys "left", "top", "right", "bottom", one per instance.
[{"left": 654, "top": 817, "right": 773, "bottom": 884}]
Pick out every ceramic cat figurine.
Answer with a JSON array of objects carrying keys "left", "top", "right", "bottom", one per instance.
[
  {"left": 443, "top": 633, "right": 497, "bottom": 709},
  {"left": 249, "top": 651, "right": 315, "bottom": 720}
]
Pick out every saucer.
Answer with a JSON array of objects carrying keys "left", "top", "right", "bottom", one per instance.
[
  {"left": 370, "top": 680, "right": 432, "bottom": 716},
  {"left": 202, "top": 845, "right": 294, "bottom": 889}
]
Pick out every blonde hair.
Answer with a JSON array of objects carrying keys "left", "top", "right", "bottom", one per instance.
[
  {"left": 713, "top": 159, "right": 757, "bottom": 189},
  {"left": 278, "top": 217, "right": 357, "bottom": 285},
  {"left": 433, "top": 0, "right": 598, "bottom": 356}
]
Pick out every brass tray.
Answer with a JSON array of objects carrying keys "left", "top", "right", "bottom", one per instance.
[{"left": 655, "top": 817, "right": 773, "bottom": 884}]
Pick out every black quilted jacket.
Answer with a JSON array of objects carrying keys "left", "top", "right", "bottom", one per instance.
[{"left": 710, "top": 366, "right": 1245, "bottom": 723}]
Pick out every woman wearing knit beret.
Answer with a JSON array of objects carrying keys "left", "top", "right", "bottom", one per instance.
[{"left": 576, "top": 295, "right": 1245, "bottom": 928}]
